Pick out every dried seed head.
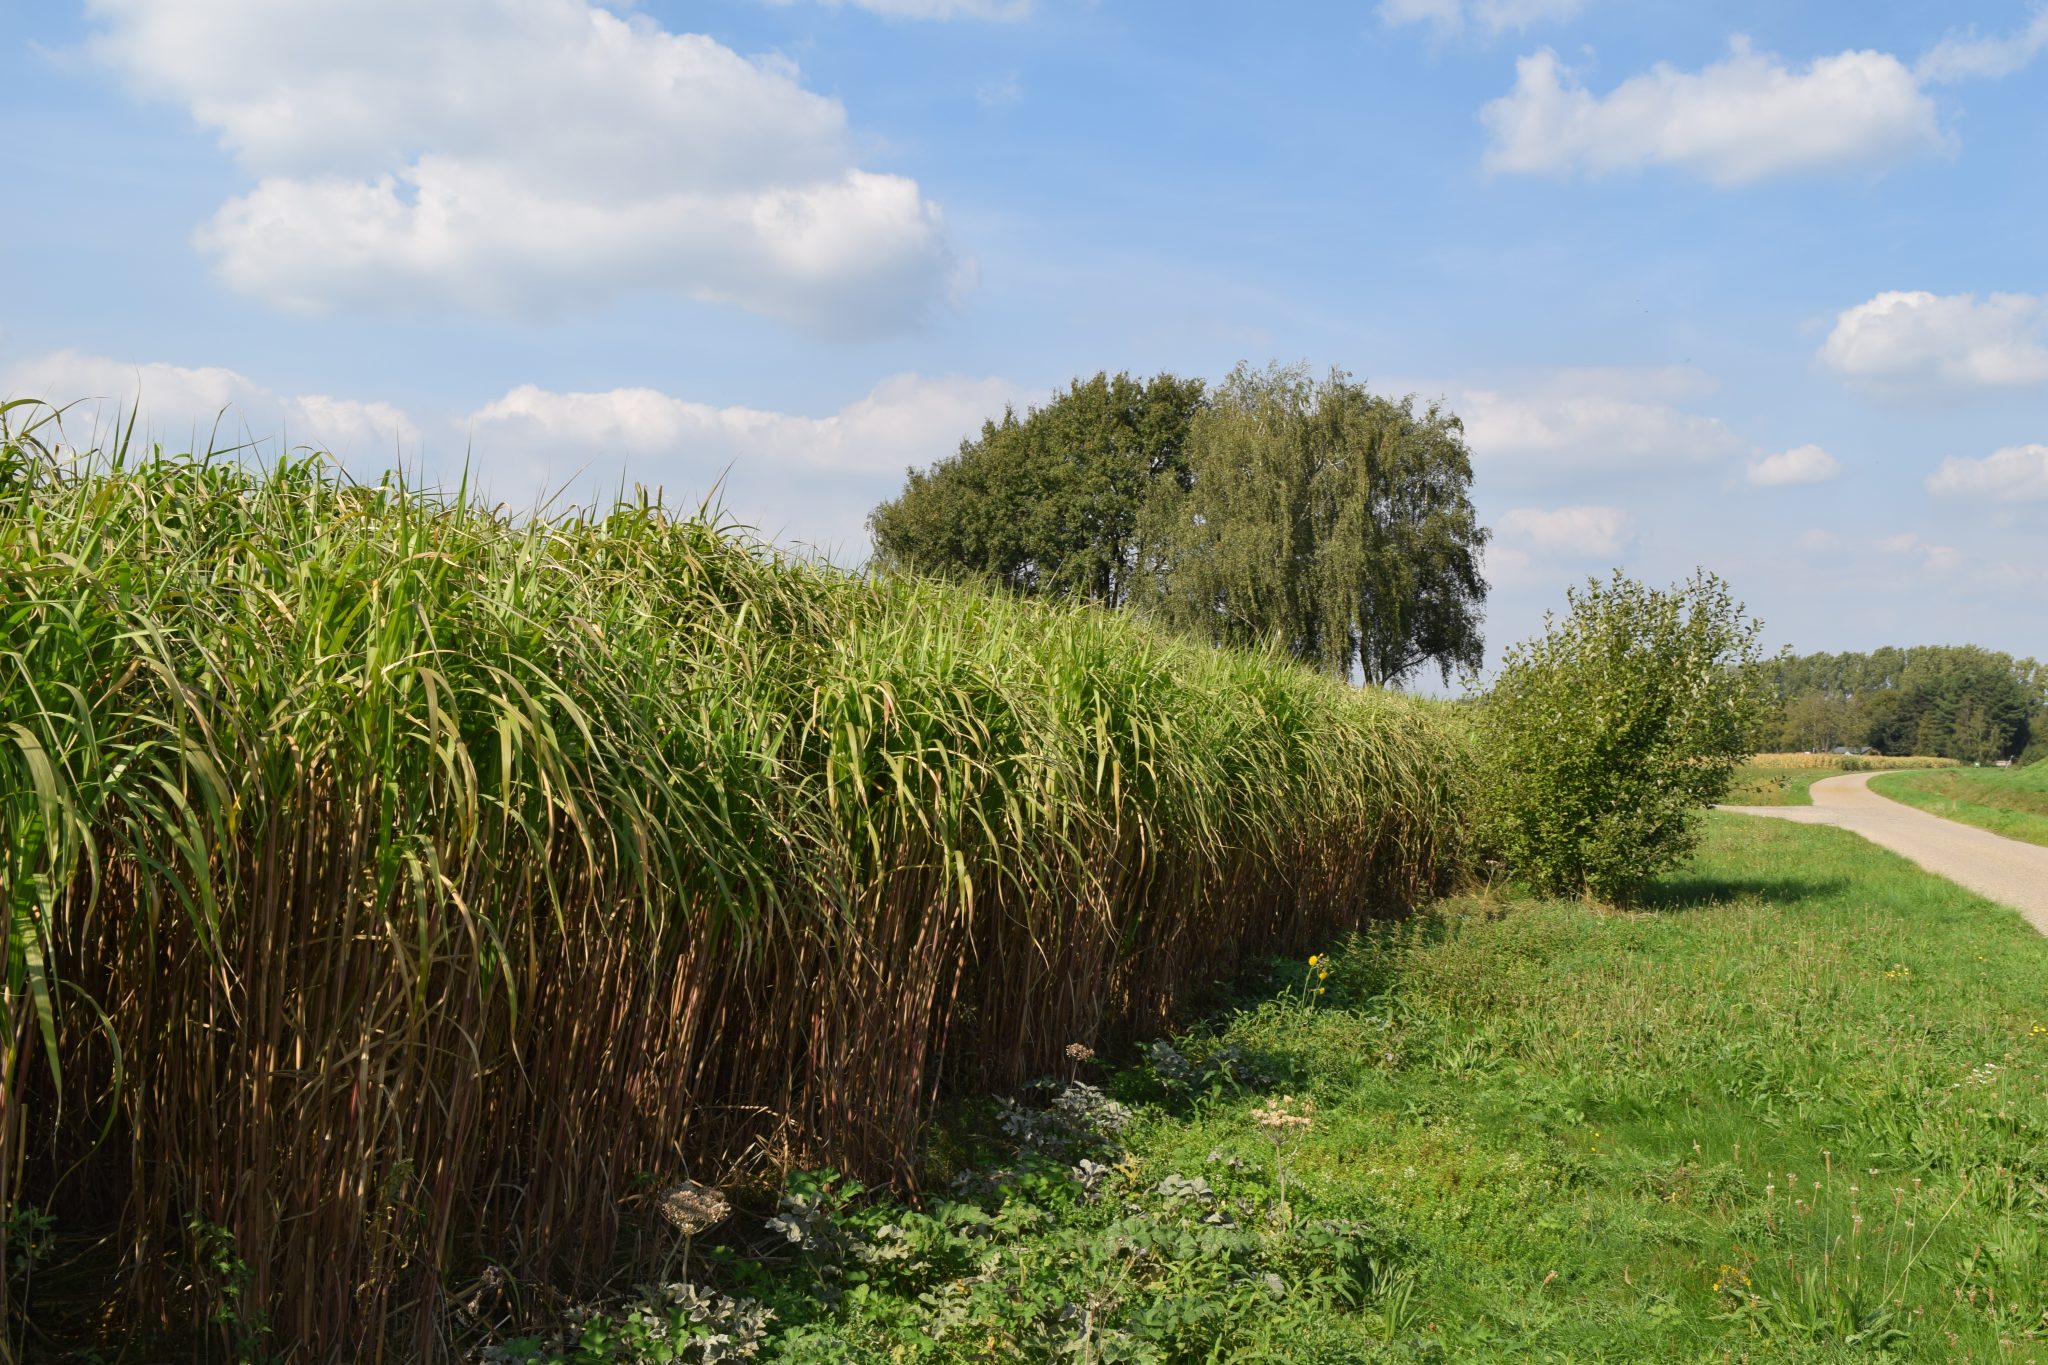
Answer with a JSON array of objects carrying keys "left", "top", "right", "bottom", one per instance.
[{"left": 657, "top": 1180, "right": 731, "bottom": 1235}]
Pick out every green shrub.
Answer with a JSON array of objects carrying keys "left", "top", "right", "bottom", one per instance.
[{"left": 1476, "top": 570, "right": 1774, "bottom": 903}]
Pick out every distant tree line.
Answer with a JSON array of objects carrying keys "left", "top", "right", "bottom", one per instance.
[
  {"left": 1764, "top": 646, "right": 2047, "bottom": 764},
  {"left": 867, "top": 364, "right": 1490, "bottom": 686}
]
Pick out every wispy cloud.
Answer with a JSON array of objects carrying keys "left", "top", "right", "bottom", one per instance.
[{"left": 1916, "top": 4, "right": 2048, "bottom": 82}]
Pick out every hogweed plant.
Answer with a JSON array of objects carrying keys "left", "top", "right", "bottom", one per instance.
[{"left": 1250, "top": 1095, "right": 1315, "bottom": 1218}]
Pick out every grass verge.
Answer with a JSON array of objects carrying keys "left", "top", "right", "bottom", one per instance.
[
  {"left": 501, "top": 814, "right": 2048, "bottom": 1362},
  {"left": 1727, "top": 755, "right": 1957, "bottom": 807},
  {"left": 1872, "top": 764, "right": 2048, "bottom": 851}
]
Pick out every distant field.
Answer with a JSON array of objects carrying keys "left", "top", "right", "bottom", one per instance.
[
  {"left": 1726, "top": 753, "right": 1957, "bottom": 807},
  {"left": 1872, "top": 762, "right": 2048, "bottom": 849}
]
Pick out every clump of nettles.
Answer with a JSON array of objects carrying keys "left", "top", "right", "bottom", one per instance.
[
  {"left": 1144, "top": 1039, "right": 1277, "bottom": 1096},
  {"left": 995, "top": 1080, "right": 1133, "bottom": 1162}
]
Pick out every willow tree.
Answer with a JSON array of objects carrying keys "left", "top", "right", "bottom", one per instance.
[{"left": 1139, "top": 363, "right": 1488, "bottom": 686}]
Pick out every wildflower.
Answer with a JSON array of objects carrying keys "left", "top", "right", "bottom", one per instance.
[{"left": 1065, "top": 1042, "right": 1096, "bottom": 1065}]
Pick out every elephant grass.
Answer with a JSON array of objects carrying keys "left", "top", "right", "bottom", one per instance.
[{"left": 0, "top": 413, "right": 1471, "bottom": 1359}]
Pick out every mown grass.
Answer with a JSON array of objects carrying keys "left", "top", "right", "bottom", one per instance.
[
  {"left": 1726, "top": 754, "right": 1957, "bottom": 807},
  {"left": 522, "top": 814, "right": 2048, "bottom": 1362},
  {"left": 1873, "top": 764, "right": 2048, "bottom": 851},
  {"left": 0, "top": 419, "right": 1470, "bottom": 1360}
]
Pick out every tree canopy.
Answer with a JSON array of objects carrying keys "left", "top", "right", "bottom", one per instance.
[
  {"left": 866, "top": 371, "right": 1205, "bottom": 608},
  {"left": 868, "top": 363, "right": 1490, "bottom": 689},
  {"left": 1762, "top": 645, "right": 2044, "bottom": 762}
]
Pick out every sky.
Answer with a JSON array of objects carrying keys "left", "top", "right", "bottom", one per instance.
[{"left": 3, "top": 0, "right": 2045, "bottom": 675}]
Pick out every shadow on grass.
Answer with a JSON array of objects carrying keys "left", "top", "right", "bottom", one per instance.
[{"left": 1638, "top": 873, "right": 1852, "bottom": 913}]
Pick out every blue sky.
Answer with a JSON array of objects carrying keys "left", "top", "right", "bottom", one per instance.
[{"left": 4, "top": 0, "right": 2045, "bottom": 673}]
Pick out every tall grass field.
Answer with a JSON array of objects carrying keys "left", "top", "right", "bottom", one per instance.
[{"left": 0, "top": 425, "right": 1470, "bottom": 1359}]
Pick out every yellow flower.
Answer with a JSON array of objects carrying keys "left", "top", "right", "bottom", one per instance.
[{"left": 1308, "top": 954, "right": 1320, "bottom": 966}]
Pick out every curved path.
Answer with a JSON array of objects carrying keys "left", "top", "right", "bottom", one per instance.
[{"left": 1721, "top": 771, "right": 2048, "bottom": 934}]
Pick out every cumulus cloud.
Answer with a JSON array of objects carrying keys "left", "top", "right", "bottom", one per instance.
[
  {"left": 1481, "top": 38, "right": 1947, "bottom": 184},
  {"left": 1495, "top": 504, "right": 1632, "bottom": 556},
  {"left": 83, "top": 0, "right": 962, "bottom": 336},
  {"left": 1436, "top": 369, "right": 1747, "bottom": 479},
  {"left": 1917, "top": 5, "right": 2048, "bottom": 83},
  {"left": 1378, "top": 0, "right": 1586, "bottom": 37},
  {"left": 1746, "top": 444, "right": 1841, "bottom": 487},
  {"left": 1927, "top": 443, "right": 2048, "bottom": 501},
  {"left": 1, "top": 348, "right": 416, "bottom": 455},
  {"left": 463, "top": 373, "right": 1027, "bottom": 549},
  {"left": 1819, "top": 290, "right": 2048, "bottom": 393}
]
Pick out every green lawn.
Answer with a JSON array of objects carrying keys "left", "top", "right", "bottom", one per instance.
[
  {"left": 1873, "top": 763, "right": 2048, "bottom": 851},
  {"left": 502, "top": 815, "right": 2048, "bottom": 1363}
]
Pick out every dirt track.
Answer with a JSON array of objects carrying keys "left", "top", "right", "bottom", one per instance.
[{"left": 1720, "top": 771, "right": 2048, "bottom": 935}]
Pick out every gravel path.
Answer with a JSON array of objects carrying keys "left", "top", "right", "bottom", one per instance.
[{"left": 1721, "top": 771, "right": 2048, "bottom": 934}]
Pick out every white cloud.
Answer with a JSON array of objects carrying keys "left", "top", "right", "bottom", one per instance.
[
  {"left": 1818, "top": 290, "right": 2048, "bottom": 393},
  {"left": 1, "top": 348, "right": 416, "bottom": 455},
  {"left": 1927, "top": 443, "right": 2048, "bottom": 501},
  {"left": 464, "top": 373, "right": 1027, "bottom": 549},
  {"left": 1481, "top": 38, "right": 1947, "bottom": 184},
  {"left": 1875, "top": 531, "right": 1961, "bottom": 572},
  {"left": 1917, "top": 5, "right": 2048, "bottom": 83},
  {"left": 1798, "top": 528, "right": 1840, "bottom": 552},
  {"left": 83, "top": 0, "right": 962, "bottom": 336},
  {"left": 769, "top": 0, "right": 1030, "bottom": 17},
  {"left": 1495, "top": 504, "right": 1632, "bottom": 556},
  {"left": 1746, "top": 443, "right": 1841, "bottom": 487},
  {"left": 1436, "top": 369, "right": 1747, "bottom": 478},
  {"left": 1378, "top": 0, "right": 1586, "bottom": 37}
]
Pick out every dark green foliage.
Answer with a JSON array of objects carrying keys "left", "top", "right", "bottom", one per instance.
[
  {"left": 1478, "top": 571, "right": 1776, "bottom": 903},
  {"left": 1141, "top": 363, "right": 1490, "bottom": 686},
  {"left": 867, "top": 371, "right": 1206, "bottom": 607},
  {"left": 1763, "top": 646, "right": 2044, "bottom": 761},
  {"left": 869, "top": 363, "right": 1491, "bottom": 688}
]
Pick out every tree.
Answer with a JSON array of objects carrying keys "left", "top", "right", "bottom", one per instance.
[
  {"left": 1478, "top": 571, "right": 1776, "bottom": 904},
  {"left": 867, "top": 371, "right": 1206, "bottom": 608},
  {"left": 1763, "top": 645, "right": 2043, "bottom": 761},
  {"left": 1138, "top": 363, "right": 1489, "bottom": 686},
  {"left": 1779, "top": 691, "right": 1856, "bottom": 752}
]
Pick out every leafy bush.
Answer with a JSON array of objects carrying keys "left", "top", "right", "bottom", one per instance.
[{"left": 1477, "top": 570, "right": 1775, "bottom": 903}]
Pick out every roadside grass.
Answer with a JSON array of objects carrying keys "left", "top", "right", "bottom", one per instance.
[
  {"left": 505, "top": 814, "right": 2048, "bottom": 1363},
  {"left": 1724, "top": 764, "right": 1834, "bottom": 806},
  {"left": 1729, "top": 755, "right": 1959, "bottom": 807},
  {"left": 1873, "top": 764, "right": 2048, "bottom": 851}
]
